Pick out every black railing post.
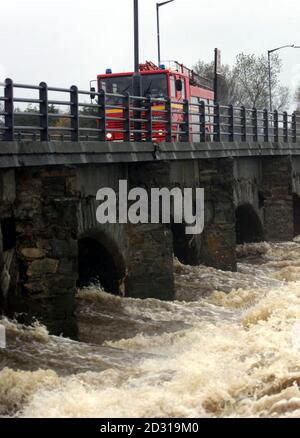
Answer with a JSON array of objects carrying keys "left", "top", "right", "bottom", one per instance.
[
  {"left": 214, "top": 103, "right": 221, "bottom": 142},
  {"left": 198, "top": 101, "right": 206, "bottom": 142},
  {"left": 145, "top": 96, "right": 152, "bottom": 142},
  {"left": 283, "top": 111, "right": 288, "bottom": 143},
  {"left": 229, "top": 104, "right": 235, "bottom": 142},
  {"left": 123, "top": 92, "right": 131, "bottom": 142},
  {"left": 70, "top": 85, "right": 79, "bottom": 142},
  {"left": 199, "top": 100, "right": 206, "bottom": 142},
  {"left": 273, "top": 110, "right": 279, "bottom": 143},
  {"left": 292, "top": 112, "right": 297, "bottom": 143},
  {"left": 98, "top": 90, "right": 106, "bottom": 141},
  {"left": 165, "top": 97, "right": 172, "bottom": 142},
  {"left": 133, "top": 96, "right": 142, "bottom": 142},
  {"left": 39, "top": 82, "right": 49, "bottom": 142},
  {"left": 4, "top": 78, "right": 14, "bottom": 141},
  {"left": 181, "top": 99, "right": 190, "bottom": 142},
  {"left": 241, "top": 106, "right": 247, "bottom": 142},
  {"left": 252, "top": 108, "right": 258, "bottom": 142},
  {"left": 263, "top": 109, "right": 269, "bottom": 142}
]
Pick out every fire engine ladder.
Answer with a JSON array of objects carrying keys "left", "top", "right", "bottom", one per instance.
[{"left": 139, "top": 61, "right": 160, "bottom": 72}]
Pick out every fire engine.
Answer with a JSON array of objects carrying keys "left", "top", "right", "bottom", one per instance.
[{"left": 96, "top": 61, "right": 214, "bottom": 142}]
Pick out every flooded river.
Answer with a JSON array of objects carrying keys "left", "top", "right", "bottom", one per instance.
[{"left": 1, "top": 239, "right": 300, "bottom": 418}]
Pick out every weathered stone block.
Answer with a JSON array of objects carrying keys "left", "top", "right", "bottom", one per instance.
[
  {"left": 21, "top": 248, "right": 46, "bottom": 259},
  {"left": 51, "top": 239, "right": 78, "bottom": 258},
  {"left": 27, "top": 258, "right": 59, "bottom": 278},
  {"left": 0, "top": 170, "right": 16, "bottom": 203}
]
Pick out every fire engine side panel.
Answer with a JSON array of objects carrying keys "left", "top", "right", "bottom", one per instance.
[{"left": 190, "top": 85, "right": 214, "bottom": 101}]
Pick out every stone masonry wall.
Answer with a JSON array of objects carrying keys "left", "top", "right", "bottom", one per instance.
[
  {"left": 197, "top": 158, "right": 236, "bottom": 271},
  {"left": 261, "top": 157, "right": 294, "bottom": 241},
  {"left": 126, "top": 162, "right": 174, "bottom": 300},
  {"left": 0, "top": 170, "right": 17, "bottom": 313},
  {"left": 11, "top": 167, "right": 79, "bottom": 337},
  {"left": 1, "top": 155, "right": 298, "bottom": 337}
]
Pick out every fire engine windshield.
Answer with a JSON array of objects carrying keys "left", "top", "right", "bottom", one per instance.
[
  {"left": 99, "top": 73, "right": 168, "bottom": 103},
  {"left": 99, "top": 76, "right": 132, "bottom": 104},
  {"left": 141, "top": 74, "right": 168, "bottom": 98}
]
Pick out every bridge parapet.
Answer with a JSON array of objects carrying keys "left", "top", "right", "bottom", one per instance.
[{"left": 1, "top": 79, "right": 299, "bottom": 144}]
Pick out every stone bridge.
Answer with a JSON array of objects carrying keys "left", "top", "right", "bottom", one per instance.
[{"left": 1, "top": 140, "right": 300, "bottom": 337}]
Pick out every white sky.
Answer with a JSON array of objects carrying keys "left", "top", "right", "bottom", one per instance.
[{"left": 1, "top": 0, "right": 300, "bottom": 102}]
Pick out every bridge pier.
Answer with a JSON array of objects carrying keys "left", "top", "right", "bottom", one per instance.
[
  {"left": 292, "top": 157, "right": 300, "bottom": 237},
  {"left": 126, "top": 162, "right": 174, "bottom": 300},
  {"left": 12, "top": 168, "right": 78, "bottom": 337},
  {"left": 169, "top": 159, "right": 236, "bottom": 271},
  {"left": 261, "top": 156, "right": 294, "bottom": 242},
  {"left": 0, "top": 170, "right": 17, "bottom": 311},
  {"left": 197, "top": 158, "right": 236, "bottom": 271}
]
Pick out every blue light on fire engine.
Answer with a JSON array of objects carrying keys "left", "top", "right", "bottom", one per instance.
[
  {"left": 159, "top": 64, "right": 166, "bottom": 70},
  {"left": 106, "top": 68, "right": 112, "bottom": 74}
]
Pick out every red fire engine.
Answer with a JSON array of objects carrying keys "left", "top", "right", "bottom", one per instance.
[{"left": 97, "top": 61, "right": 214, "bottom": 142}]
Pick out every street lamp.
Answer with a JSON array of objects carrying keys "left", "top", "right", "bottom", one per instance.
[
  {"left": 157, "top": 1, "right": 175, "bottom": 67},
  {"left": 133, "top": 0, "right": 141, "bottom": 97},
  {"left": 268, "top": 44, "right": 297, "bottom": 112}
]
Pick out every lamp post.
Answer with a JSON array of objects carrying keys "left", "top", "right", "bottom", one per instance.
[
  {"left": 133, "top": 0, "right": 141, "bottom": 97},
  {"left": 268, "top": 44, "right": 296, "bottom": 112},
  {"left": 157, "top": 0, "right": 175, "bottom": 67}
]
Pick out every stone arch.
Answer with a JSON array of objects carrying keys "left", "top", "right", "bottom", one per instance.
[
  {"left": 293, "top": 194, "right": 300, "bottom": 237},
  {"left": 0, "top": 217, "right": 16, "bottom": 305},
  {"left": 170, "top": 223, "right": 201, "bottom": 266},
  {"left": 77, "top": 228, "right": 126, "bottom": 295},
  {"left": 1, "top": 217, "right": 16, "bottom": 252},
  {"left": 235, "top": 203, "right": 264, "bottom": 244}
]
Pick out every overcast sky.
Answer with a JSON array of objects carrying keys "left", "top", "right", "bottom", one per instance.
[{"left": 1, "top": 0, "right": 300, "bottom": 103}]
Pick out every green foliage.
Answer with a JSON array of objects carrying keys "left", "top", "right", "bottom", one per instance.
[
  {"left": 79, "top": 105, "right": 99, "bottom": 130},
  {"left": 14, "top": 104, "right": 59, "bottom": 127}
]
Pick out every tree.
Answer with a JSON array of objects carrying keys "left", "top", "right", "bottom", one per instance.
[
  {"left": 273, "top": 85, "right": 290, "bottom": 111},
  {"left": 232, "top": 53, "right": 285, "bottom": 109},
  {"left": 193, "top": 60, "right": 237, "bottom": 105},
  {"left": 50, "top": 104, "right": 100, "bottom": 140},
  {"left": 14, "top": 104, "right": 59, "bottom": 127},
  {"left": 194, "top": 53, "right": 290, "bottom": 111},
  {"left": 295, "top": 85, "right": 300, "bottom": 110}
]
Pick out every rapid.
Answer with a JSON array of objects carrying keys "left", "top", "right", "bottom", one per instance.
[{"left": 1, "top": 239, "right": 300, "bottom": 418}]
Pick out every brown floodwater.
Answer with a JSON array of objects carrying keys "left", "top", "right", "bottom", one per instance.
[{"left": 1, "top": 239, "right": 300, "bottom": 418}]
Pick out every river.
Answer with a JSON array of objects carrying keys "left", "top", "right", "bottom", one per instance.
[{"left": 1, "top": 239, "right": 300, "bottom": 418}]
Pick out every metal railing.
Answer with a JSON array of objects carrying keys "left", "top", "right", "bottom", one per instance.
[{"left": 0, "top": 78, "right": 299, "bottom": 143}]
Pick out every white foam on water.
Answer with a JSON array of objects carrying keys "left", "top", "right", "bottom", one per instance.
[
  {"left": 0, "top": 325, "right": 6, "bottom": 349},
  {"left": 1, "top": 241, "right": 300, "bottom": 418}
]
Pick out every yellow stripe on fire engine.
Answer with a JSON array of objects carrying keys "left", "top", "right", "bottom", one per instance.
[
  {"left": 105, "top": 103, "right": 184, "bottom": 115},
  {"left": 106, "top": 109, "right": 123, "bottom": 114}
]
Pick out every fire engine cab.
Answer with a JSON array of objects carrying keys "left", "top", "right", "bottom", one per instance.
[{"left": 96, "top": 61, "right": 214, "bottom": 142}]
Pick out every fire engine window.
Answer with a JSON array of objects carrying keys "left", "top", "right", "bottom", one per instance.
[
  {"left": 142, "top": 74, "right": 168, "bottom": 98},
  {"left": 100, "top": 81, "right": 107, "bottom": 93},
  {"left": 99, "top": 76, "right": 132, "bottom": 104},
  {"left": 180, "top": 80, "right": 186, "bottom": 99},
  {"left": 170, "top": 76, "right": 176, "bottom": 97}
]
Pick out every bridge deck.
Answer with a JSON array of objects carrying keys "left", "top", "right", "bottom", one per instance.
[{"left": 0, "top": 140, "right": 300, "bottom": 168}]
